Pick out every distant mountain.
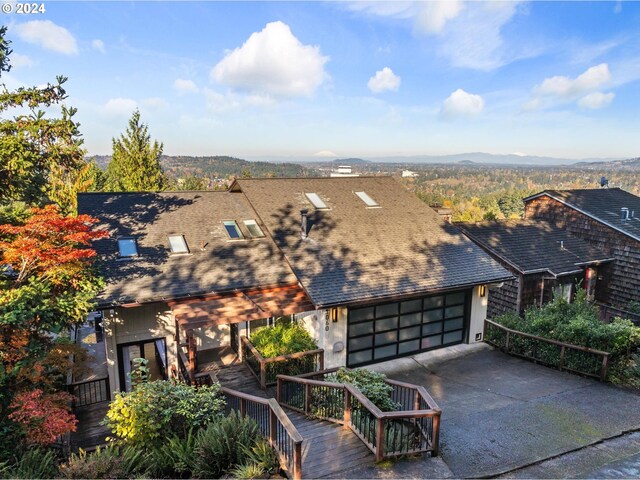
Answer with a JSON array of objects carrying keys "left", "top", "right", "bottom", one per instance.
[
  {"left": 332, "top": 158, "right": 370, "bottom": 165},
  {"left": 86, "top": 155, "right": 319, "bottom": 178},
  {"left": 572, "top": 157, "right": 640, "bottom": 170}
]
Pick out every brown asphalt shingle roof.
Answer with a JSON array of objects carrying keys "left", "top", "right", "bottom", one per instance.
[
  {"left": 457, "top": 219, "right": 614, "bottom": 276},
  {"left": 77, "top": 191, "right": 298, "bottom": 306},
  {"left": 235, "top": 177, "right": 512, "bottom": 307}
]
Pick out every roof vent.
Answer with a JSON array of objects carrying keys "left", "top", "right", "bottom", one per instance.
[
  {"left": 300, "top": 209, "right": 308, "bottom": 240},
  {"left": 621, "top": 207, "right": 630, "bottom": 221}
]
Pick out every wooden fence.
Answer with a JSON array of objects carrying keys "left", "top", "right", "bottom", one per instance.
[
  {"left": 222, "top": 387, "right": 303, "bottom": 480},
  {"left": 276, "top": 369, "right": 441, "bottom": 460},
  {"left": 241, "top": 336, "right": 324, "bottom": 389},
  {"left": 484, "top": 319, "right": 610, "bottom": 381},
  {"left": 597, "top": 302, "right": 640, "bottom": 326},
  {"left": 68, "top": 377, "right": 111, "bottom": 407}
]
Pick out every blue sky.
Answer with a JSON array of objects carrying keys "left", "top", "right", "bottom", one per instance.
[{"left": 2, "top": 1, "right": 640, "bottom": 159}]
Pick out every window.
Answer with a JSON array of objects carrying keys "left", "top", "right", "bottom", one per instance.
[
  {"left": 243, "top": 220, "right": 265, "bottom": 238},
  {"left": 223, "top": 221, "right": 244, "bottom": 239},
  {"left": 305, "top": 192, "right": 328, "bottom": 210},
  {"left": 168, "top": 235, "right": 189, "bottom": 254},
  {"left": 117, "top": 238, "right": 138, "bottom": 257},
  {"left": 355, "top": 191, "right": 379, "bottom": 207}
]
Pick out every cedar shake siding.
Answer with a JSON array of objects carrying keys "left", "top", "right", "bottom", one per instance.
[
  {"left": 525, "top": 194, "right": 640, "bottom": 306},
  {"left": 487, "top": 276, "right": 520, "bottom": 319}
]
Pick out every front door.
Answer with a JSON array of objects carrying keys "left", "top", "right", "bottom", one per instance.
[{"left": 117, "top": 338, "right": 167, "bottom": 391}]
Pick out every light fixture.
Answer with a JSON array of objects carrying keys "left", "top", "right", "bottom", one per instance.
[
  {"left": 331, "top": 308, "right": 338, "bottom": 323},
  {"left": 479, "top": 285, "right": 487, "bottom": 297}
]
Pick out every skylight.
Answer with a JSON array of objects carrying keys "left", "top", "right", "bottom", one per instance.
[
  {"left": 305, "top": 192, "right": 328, "bottom": 210},
  {"left": 355, "top": 191, "right": 379, "bottom": 207},
  {"left": 223, "top": 221, "right": 244, "bottom": 239},
  {"left": 118, "top": 238, "right": 138, "bottom": 257},
  {"left": 168, "top": 235, "right": 189, "bottom": 254},
  {"left": 243, "top": 220, "right": 265, "bottom": 238}
]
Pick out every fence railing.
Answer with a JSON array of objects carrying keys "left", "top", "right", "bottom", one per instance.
[
  {"left": 596, "top": 302, "right": 640, "bottom": 326},
  {"left": 241, "top": 336, "right": 324, "bottom": 389},
  {"left": 222, "top": 387, "right": 303, "bottom": 480},
  {"left": 484, "top": 319, "right": 610, "bottom": 381},
  {"left": 68, "top": 377, "right": 111, "bottom": 407},
  {"left": 276, "top": 369, "right": 441, "bottom": 460},
  {"left": 177, "top": 347, "right": 191, "bottom": 385}
]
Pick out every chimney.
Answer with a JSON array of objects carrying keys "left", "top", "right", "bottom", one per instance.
[
  {"left": 300, "top": 209, "right": 308, "bottom": 240},
  {"left": 621, "top": 207, "right": 629, "bottom": 221}
]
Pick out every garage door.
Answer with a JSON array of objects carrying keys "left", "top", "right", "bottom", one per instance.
[{"left": 347, "top": 290, "right": 470, "bottom": 367}]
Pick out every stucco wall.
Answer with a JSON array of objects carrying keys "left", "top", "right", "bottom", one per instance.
[
  {"left": 469, "top": 285, "right": 489, "bottom": 343},
  {"left": 102, "top": 302, "right": 176, "bottom": 392},
  {"left": 296, "top": 308, "right": 348, "bottom": 369},
  {"left": 193, "top": 324, "right": 230, "bottom": 350}
]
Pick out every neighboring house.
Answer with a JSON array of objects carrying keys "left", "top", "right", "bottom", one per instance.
[
  {"left": 458, "top": 219, "right": 614, "bottom": 319},
  {"left": 78, "top": 177, "right": 511, "bottom": 391},
  {"left": 524, "top": 188, "right": 640, "bottom": 307}
]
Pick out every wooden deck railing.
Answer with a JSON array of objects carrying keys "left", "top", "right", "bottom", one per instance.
[
  {"left": 276, "top": 369, "right": 441, "bottom": 460},
  {"left": 596, "top": 302, "right": 640, "bottom": 326},
  {"left": 241, "top": 336, "right": 324, "bottom": 389},
  {"left": 222, "top": 387, "right": 303, "bottom": 480},
  {"left": 484, "top": 319, "right": 610, "bottom": 381},
  {"left": 68, "top": 377, "right": 111, "bottom": 407}
]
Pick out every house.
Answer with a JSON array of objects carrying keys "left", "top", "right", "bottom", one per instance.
[
  {"left": 457, "top": 219, "right": 614, "bottom": 318},
  {"left": 78, "top": 177, "right": 511, "bottom": 391},
  {"left": 524, "top": 187, "right": 640, "bottom": 307}
]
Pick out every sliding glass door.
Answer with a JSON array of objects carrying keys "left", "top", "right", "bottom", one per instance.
[{"left": 117, "top": 338, "right": 167, "bottom": 391}]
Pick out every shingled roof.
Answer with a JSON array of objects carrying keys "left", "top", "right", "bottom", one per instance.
[
  {"left": 525, "top": 188, "right": 640, "bottom": 242},
  {"left": 233, "top": 177, "right": 512, "bottom": 307},
  {"left": 458, "top": 219, "right": 614, "bottom": 276},
  {"left": 77, "top": 191, "right": 298, "bottom": 306}
]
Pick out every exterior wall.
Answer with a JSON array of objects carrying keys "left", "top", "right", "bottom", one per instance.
[
  {"left": 526, "top": 195, "right": 639, "bottom": 306},
  {"left": 296, "top": 308, "right": 347, "bottom": 369},
  {"left": 487, "top": 276, "right": 521, "bottom": 318},
  {"left": 102, "top": 302, "right": 177, "bottom": 393},
  {"left": 469, "top": 285, "right": 489, "bottom": 342},
  {"left": 193, "top": 324, "right": 230, "bottom": 350}
]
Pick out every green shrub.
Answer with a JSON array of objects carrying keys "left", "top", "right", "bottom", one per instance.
[
  {"left": 326, "top": 367, "right": 400, "bottom": 412},
  {"left": 229, "top": 462, "right": 266, "bottom": 479},
  {"left": 192, "top": 411, "right": 262, "bottom": 479},
  {"left": 146, "top": 429, "right": 198, "bottom": 478},
  {"left": 104, "top": 380, "right": 225, "bottom": 446},
  {"left": 250, "top": 320, "right": 317, "bottom": 358},
  {"left": 58, "top": 445, "right": 147, "bottom": 479},
  {"left": 493, "top": 290, "right": 640, "bottom": 384},
  {"left": 0, "top": 448, "right": 58, "bottom": 479},
  {"left": 242, "top": 438, "right": 279, "bottom": 474}
]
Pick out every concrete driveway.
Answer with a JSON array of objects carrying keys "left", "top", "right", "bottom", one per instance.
[{"left": 369, "top": 343, "right": 640, "bottom": 478}]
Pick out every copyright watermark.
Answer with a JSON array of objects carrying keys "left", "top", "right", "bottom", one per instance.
[{"left": 2, "top": 3, "right": 46, "bottom": 14}]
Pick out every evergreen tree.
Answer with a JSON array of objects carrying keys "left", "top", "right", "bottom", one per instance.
[{"left": 105, "top": 110, "right": 167, "bottom": 191}]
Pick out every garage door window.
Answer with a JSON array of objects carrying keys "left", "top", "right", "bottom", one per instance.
[{"left": 347, "top": 290, "right": 469, "bottom": 367}]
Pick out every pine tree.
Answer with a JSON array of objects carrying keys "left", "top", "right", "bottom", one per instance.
[{"left": 105, "top": 110, "right": 167, "bottom": 191}]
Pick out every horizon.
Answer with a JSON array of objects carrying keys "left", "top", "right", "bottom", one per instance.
[{"left": 2, "top": 1, "right": 640, "bottom": 159}]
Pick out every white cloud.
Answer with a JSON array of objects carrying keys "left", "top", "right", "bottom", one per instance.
[
  {"left": 11, "top": 53, "right": 33, "bottom": 68},
  {"left": 578, "top": 92, "right": 615, "bottom": 110},
  {"left": 13, "top": 20, "right": 78, "bottom": 55},
  {"left": 203, "top": 88, "right": 275, "bottom": 113},
  {"left": 174, "top": 78, "right": 199, "bottom": 94},
  {"left": 141, "top": 97, "right": 168, "bottom": 109},
  {"left": 103, "top": 98, "right": 138, "bottom": 117},
  {"left": 346, "top": 1, "right": 528, "bottom": 70},
  {"left": 92, "top": 39, "right": 106, "bottom": 54},
  {"left": 535, "top": 63, "right": 611, "bottom": 98},
  {"left": 211, "top": 21, "right": 329, "bottom": 98},
  {"left": 367, "top": 67, "right": 401, "bottom": 93},
  {"left": 440, "top": 88, "right": 484, "bottom": 119}
]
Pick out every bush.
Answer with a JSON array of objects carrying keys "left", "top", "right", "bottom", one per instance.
[
  {"left": 58, "top": 445, "right": 147, "bottom": 479},
  {"left": 229, "top": 462, "right": 266, "bottom": 479},
  {"left": 192, "top": 411, "right": 262, "bottom": 479},
  {"left": 0, "top": 448, "right": 58, "bottom": 479},
  {"left": 492, "top": 290, "right": 640, "bottom": 384},
  {"left": 326, "top": 367, "right": 400, "bottom": 412},
  {"left": 250, "top": 320, "right": 317, "bottom": 358},
  {"left": 146, "top": 429, "right": 198, "bottom": 478},
  {"left": 104, "top": 380, "right": 225, "bottom": 446}
]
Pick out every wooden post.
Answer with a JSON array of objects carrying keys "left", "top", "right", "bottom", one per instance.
[
  {"left": 276, "top": 377, "right": 282, "bottom": 403},
  {"left": 293, "top": 441, "right": 302, "bottom": 480},
  {"left": 505, "top": 331, "right": 511, "bottom": 352},
  {"left": 188, "top": 333, "right": 197, "bottom": 384},
  {"left": 344, "top": 389, "right": 351, "bottom": 430},
  {"left": 431, "top": 413, "right": 441, "bottom": 457},
  {"left": 304, "top": 384, "right": 311, "bottom": 414},
  {"left": 319, "top": 350, "right": 325, "bottom": 371},
  {"left": 413, "top": 390, "right": 420, "bottom": 411},
  {"left": 559, "top": 345, "right": 566, "bottom": 371},
  {"left": 375, "top": 418, "right": 385, "bottom": 462},
  {"left": 601, "top": 354, "right": 609, "bottom": 382},
  {"left": 260, "top": 361, "right": 267, "bottom": 390},
  {"left": 240, "top": 397, "right": 246, "bottom": 417},
  {"left": 269, "top": 409, "right": 277, "bottom": 446}
]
